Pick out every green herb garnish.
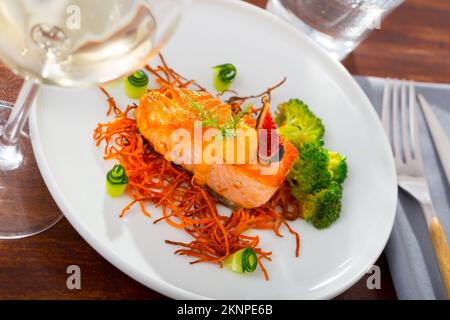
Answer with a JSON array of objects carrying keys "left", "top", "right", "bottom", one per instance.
[{"left": 187, "top": 96, "right": 249, "bottom": 138}]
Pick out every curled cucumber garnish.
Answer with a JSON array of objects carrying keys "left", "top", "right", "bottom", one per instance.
[
  {"left": 224, "top": 248, "right": 258, "bottom": 273},
  {"left": 125, "top": 70, "right": 149, "bottom": 99},
  {"left": 106, "top": 164, "right": 129, "bottom": 198},
  {"left": 213, "top": 63, "right": 237, "bottom": 92}
]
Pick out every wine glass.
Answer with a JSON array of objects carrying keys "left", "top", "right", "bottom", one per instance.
[{"left": 0, "top": 0, "right": 188, "bottom": 239}]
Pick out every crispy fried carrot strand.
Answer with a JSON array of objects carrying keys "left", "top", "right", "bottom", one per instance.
[{"left": 93, "top": 56, "right": 300, "bottom": 280}]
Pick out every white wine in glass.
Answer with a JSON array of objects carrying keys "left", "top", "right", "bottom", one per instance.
[{"left": 0, "top": 0, "right": 187, "bottom": 238}]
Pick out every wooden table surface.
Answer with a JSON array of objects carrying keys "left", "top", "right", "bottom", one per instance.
[{"left": 1, "top": 0, "right": 449, "bottom": 300}]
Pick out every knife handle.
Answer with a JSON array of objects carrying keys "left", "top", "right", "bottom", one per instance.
[{"left": 429, "top": 216, "right": 450, "bottom": 298}]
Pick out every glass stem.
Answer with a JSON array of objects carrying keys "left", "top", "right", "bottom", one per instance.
[{"left": 0, "top": 79, "right": 40, "bottom": 170}]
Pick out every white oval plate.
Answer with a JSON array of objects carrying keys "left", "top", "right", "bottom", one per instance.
[{"left": 29, "top": 0, "right": 397, "bottom": 299}]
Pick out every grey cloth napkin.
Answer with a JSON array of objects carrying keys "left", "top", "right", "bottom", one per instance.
[{"left": 354, "top": 76, "right": 450, "bottom": 300}]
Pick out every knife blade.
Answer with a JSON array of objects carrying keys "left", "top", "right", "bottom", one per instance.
[{"left": 418, "top": 94, "right": 450, "bottom": 186}]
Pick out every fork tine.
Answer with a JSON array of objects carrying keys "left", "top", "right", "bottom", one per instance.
[
  {"left": 409, "top": 81, "right": 422, "bottom": 161},
  {"left": 401, "top": 81, "right": 412, "bottom": 161},
  {"left": 382, "top": 79, "right": 392, "bottom": 144},
  {"left": 392, "top": 80, "right": 402, "bottom": 163}
]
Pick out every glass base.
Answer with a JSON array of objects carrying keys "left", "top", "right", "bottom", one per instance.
[
  {"left": 0, "top": 102, "right": 63, "bottom": 239},
  {"left": 266, "top": 0, "right": 357, "bottom": 61}
]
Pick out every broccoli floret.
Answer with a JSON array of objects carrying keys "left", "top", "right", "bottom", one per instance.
[
  {"left": 278, "top": 125, "right": 303, "bottom": 149},
  {"left": 302, "top": 182, "right": 343, "bottom": 229},
  {"left": 328, "top": 151, "right": 348, "bottom": 184},
  {"left": 287, "top": 146, "right": 347, "bottom": 229},
  {"left": 287, "top": 144, "right": 331, "bottom": 196},
  {"left": 275, "top": 99, "right": 324, "bottom": 147},
  {"left": 276, "top": 99, "right": 348, "bottom": 230}
]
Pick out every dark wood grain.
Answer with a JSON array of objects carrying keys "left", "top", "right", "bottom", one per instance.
[
  {"left": 1, "top": 0, "right": 449, "bottom": 300},
  {"left": 342, "top": 0, "right": 450, "bottom": 83}
]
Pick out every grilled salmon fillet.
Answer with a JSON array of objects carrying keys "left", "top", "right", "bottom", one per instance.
[{"left": 135, "top": 87, "right": 298, "bottom": 208}]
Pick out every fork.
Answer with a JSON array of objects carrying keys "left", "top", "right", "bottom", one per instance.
[{"left": 382, "top": 79, "right": 450, "bottom": 298}]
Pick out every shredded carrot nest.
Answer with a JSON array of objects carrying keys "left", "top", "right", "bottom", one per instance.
[{"left": 93, "top": 55, "right": 300, "bottom": 280}]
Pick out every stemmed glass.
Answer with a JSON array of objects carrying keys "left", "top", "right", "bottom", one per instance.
[{"left": 0, "top": 0, "right": 187, "bottom": 239}]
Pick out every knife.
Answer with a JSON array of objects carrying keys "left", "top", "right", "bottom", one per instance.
[{"left": 418, "top": 94, "right": 450, "bottom": 186}]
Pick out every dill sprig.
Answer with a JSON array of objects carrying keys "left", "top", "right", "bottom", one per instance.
[{"left": 187, "top": 97, "right": 250, "bottom": 137}]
